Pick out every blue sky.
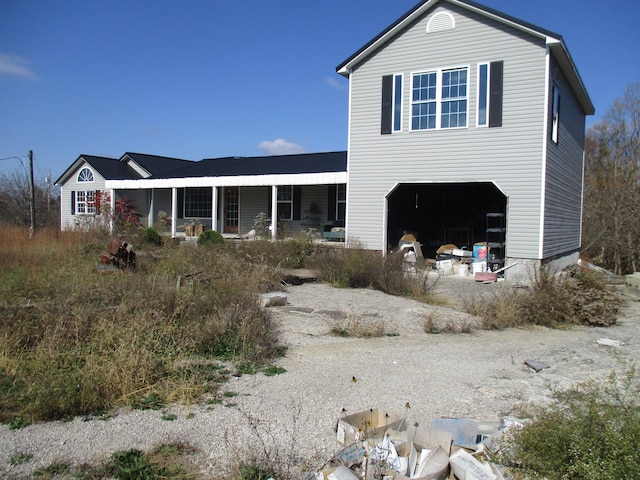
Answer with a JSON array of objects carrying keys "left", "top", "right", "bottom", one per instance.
[{"left": 1, "top": 0, "right": 638, "bottom": 180}]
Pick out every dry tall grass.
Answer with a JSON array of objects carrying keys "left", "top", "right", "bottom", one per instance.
[{"left": 0, "top": 227, "right": 284, "bottom": 423}]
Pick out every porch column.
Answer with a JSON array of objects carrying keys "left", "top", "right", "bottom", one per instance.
[
  {"left": 211, "top": 186, "right": 218, "bottom": 232},
  {"left": 148, "top": 189, "right": 154, "bottom": 227},
  {"left": 171, "top": 187, "right": 177, "bottom": 238},
  {"left": 271, "top": 185, "right": 278, "bottom": 241},
  {"left": 109, "top": 189, "right": 115, "bottom": 234}
]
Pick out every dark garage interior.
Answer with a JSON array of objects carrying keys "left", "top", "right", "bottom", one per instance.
[{"left": 386, "top": 182, "right": 507, "bottom": 257}]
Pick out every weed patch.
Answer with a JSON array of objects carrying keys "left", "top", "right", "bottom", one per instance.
[{"left": 505, "top": 364, "right": 640, "bottom": 479}]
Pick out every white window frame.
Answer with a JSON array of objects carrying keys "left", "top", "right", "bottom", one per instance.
[
  {"left": 476, "top": 62, "right": 489, "bottom": 127},
  {"left": 410, "top": 65, "right": 469, "bottom": 131},
  {"left": 277, "top": 185, "right": 293, "bottom": 221},
  {"left": 76, "top": 190, "right": 96, "bottom": 215},
  {"left": 392, "top": 74, "right": 403, "bottom": 132}
]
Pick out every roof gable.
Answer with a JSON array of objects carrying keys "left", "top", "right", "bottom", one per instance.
[
  {"left": 336, "top": 0, "right": 594, "bottom": 115},
  {"left": 121, "top": 152, "right": 195, "bottom": 178},
  {"left": 54, "top": 154, "right": 135, "bottom": 185}
]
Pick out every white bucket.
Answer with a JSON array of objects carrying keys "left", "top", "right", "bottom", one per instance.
[
  {"left": 471, "top": 261, "right": 486, "bottom": 274},
  {"left": 457, "top": 264, "right": 468, "bottom": 276}
]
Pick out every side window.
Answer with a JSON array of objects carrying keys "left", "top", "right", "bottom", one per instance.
[
  {"left": 381, "top": 74, "right": 403, "bottom": 134},
  {"left": 478, "top": 61, "right": 504, "bottom": 127},
  {"left": 411, "top": 72, "right": 437, "bottom": 130},
  {"left": 551, "top": 84, "right": 561, "bottom": 144},
  {"left": 184, "top": 187, "right": 212, "bottom": 218},
  {"left": 477, "top": 63, "right": 489, "bottom": 126}
]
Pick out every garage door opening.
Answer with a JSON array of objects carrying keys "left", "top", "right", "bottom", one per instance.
[{"left": 386, "top": 182, "right": 507, "bottom": 258}]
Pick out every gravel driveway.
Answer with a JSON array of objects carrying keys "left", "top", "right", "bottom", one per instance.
[{"left": 2, "top": 276, "right": 638, "bottom": 478}]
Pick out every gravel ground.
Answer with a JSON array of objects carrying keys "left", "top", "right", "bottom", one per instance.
[{"left": 2, "top": 274, "right": 639, "bottom": 478}]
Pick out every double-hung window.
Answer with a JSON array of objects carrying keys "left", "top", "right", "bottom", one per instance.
[
  {"left": 76, "top": 190, "right": 96, "bottom": 214},
  {"left": 277, "top": 185, "right": 293, "bottom": 221},
  {"left": 411, "top": 67, "right": 468, "bottom": 130},
  {"left": 411, "top": 72, "right": 437, "bottom": 130}
]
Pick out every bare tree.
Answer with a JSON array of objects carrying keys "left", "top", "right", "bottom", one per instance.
[
  {"left": 0, "top": 168, "right": 60, "bottom": 229},
  {"left": 583, "top": 82, "right": 640, "bottom": 274}
]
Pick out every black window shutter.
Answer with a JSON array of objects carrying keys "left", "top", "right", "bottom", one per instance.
[
  {"left": 381, "top": 75, "right": 393, "bottom": 135},
  {"left": 327, "top": 185, "right": 336, "bottom": 221},
  {"left": 489, "top": 61, "right": 503, "bottom": 128},
  {"left": 293, "top": 186, "right": 302, "bottom": 220},
  {"left": 177, "top": 188, "right": 184, "bottom": 219},
  {"left": 71, "top": 191, "right": 75, "bottom": 215}
]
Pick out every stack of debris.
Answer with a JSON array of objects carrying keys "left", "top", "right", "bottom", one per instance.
[{"left": 309, "top": 408, "right": 522, "bottom": 480}]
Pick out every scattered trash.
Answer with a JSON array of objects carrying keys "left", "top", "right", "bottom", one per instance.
[
  {"left": 524, "top": 360, "right": 550, "bottom": 372},
  {"left": 596, "top": 338, "right": 624, "bottom": 347},
  {"left": 98, "top": 237, "right": 136, "bottom": 271},
  {"left": 315, "top": 408, "right": 526, "bottom": 480},
  {"left": 261, "top": 291, "right": 288, "bottom": 307},
  {"left": 449, "top": 449, "right": 496, "bottom": 480}
]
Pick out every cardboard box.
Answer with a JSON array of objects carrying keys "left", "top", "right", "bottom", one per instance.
[
  {"left": 449, "top": 449, "right": 496, "bottom": 480},
  {"left": 337, "top": 409, "right": 405, "bottom": 445},
  {"left": 364, "top": 425, "right": 453, "bottom": 480}
]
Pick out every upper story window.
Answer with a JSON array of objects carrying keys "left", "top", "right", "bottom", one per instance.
[
  {"left": 477, "top": 61, "right": 504, "bottom": 128},
  {"left": 411, "top": 67, "right": 468, "bottom": 130},
  {"left": 551, "top": 84, "right": 561, "bottom": 144},
  {"left": 381, "top": 74, "right": 404, "bottom": 134},
  {"left": 77, "top": 167, "right": 94, "bottom": 183}
]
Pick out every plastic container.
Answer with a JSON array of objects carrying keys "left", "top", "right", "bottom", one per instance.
[
  {"left": 471, "top": 261, "right": 487, "bottom": 273},
  {"left": 473, "top": 244, "right": 487, "bottom": 259}
]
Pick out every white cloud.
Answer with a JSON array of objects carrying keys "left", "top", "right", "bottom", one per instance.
[
  {"left": 258, "top": 138, "right": 305, "bottom": 155},
  {"left": 325, "top": 75, "right": 347, "bottom": 90},
  {"left": 0, "top": 53, "right": 36, "bottom": 78}
]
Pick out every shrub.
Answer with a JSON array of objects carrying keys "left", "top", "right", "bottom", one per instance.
[
  {"left": 507, "top": 365, "right": 640, "bottom": 479},
  {"left": 197, "top": 229, "right": 225, "bottom": 247},
  {"left": 140, "top": 227, "right": 163, "bottom": 246},
  {"left": 463, "top": 266, "right": 621, "bottom": 329}
]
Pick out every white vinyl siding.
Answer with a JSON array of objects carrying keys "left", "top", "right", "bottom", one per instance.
[
  {"left": 60, "top": 161, "right": 107, "bottom": 230},
  {"left": 346, "top": 2, "right": 548, "bottom": 258}
]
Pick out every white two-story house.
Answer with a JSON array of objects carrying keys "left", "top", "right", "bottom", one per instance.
[{"left": 337, "top": 0, "right": 593, "bottom": 279}]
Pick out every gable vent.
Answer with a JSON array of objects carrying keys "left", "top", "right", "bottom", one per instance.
[{"left": 426, "top": 12, "right": 455, "bottom": 33}]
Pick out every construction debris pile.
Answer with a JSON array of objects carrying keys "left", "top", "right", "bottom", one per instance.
[{"left": 309, "top": 408, "right": 521, "bottom": 480}]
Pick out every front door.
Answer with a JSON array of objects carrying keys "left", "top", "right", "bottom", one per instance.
[{"left": 224, "top": 187, "right": 239, "bottom": 234}]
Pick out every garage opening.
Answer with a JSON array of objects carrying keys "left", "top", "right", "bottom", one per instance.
[{"left": 386, "top": 182, "right": 507, "bottom": 258}]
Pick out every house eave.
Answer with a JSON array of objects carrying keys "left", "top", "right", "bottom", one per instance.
[{"left": 106, "top": 171, "right": 348, "bottom": 190}]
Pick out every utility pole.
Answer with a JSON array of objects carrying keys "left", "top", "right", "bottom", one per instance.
[{"left": 28, "top": 150, "right": 36, "bottom": 238}]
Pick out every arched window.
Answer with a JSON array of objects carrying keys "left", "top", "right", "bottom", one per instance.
[{"left": 77, "top": 167, "right": 94, "bottom": 183}]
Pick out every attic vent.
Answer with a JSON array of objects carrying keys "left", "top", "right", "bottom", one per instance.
[{"left": 426, "top": 12, "right": 455, "bottom": 33}]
